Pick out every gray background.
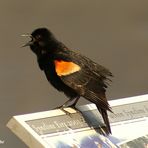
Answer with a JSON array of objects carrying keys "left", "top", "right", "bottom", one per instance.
[{"left": 0, "top": 0, "right": 148, "bottom": 147}]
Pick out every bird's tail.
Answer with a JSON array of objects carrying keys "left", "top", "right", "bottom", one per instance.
[{"left": 96, "top": 105, "right": 112, "bottom": 135}]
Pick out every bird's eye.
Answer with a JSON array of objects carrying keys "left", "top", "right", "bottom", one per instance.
[{"left": 36, "top": 35, "right": 41, "bottom": 40}]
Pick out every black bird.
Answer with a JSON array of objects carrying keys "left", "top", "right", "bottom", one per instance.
[{"left": 23, "top": 28, "right": 113, "bottom": 134}]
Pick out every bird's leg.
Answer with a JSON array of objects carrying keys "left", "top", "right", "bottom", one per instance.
[
  {"left": 54, "top": 97, "right": 80, "bottom": 115},
  {"left": 68, "top": 97, "right": 79, "bottom": 110},
  {"left": 67, "top": 97, "right": 83, "bottom": 115},
  {"left": 53, "top": 98, "right": 77, "bottom": 115},
  {"left": 54, "top": 99, "right": 75, "bottom": 109}
]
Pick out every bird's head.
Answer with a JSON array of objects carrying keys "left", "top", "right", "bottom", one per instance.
[{"left": 22, "top": 28, "right": 57, "bottom": 56}]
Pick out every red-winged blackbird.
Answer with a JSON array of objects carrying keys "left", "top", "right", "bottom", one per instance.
[{"left": 23, "top": 28, "right": 113, "bottom": 134}]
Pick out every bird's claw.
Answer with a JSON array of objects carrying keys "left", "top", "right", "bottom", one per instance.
[
  {"left": 67, "top": 105, "right": 82, "bottom": 115},
  {"left": 54, "top": 106, "right": 71, "bottom": 116}
]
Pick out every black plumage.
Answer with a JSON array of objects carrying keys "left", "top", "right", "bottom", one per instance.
[{"left": 23, "top": 28, "right": 113, "bottom": 134}]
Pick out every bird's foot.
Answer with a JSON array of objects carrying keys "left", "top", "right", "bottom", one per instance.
[
  {"left": 68, "top": 105, "right": 77, "bottom": 110},
  {"left": 54, "top": 106, "right": 71, "bottom": 116},
  {"left": 68, "top": 105, "right": 82, "bottom": 115}
]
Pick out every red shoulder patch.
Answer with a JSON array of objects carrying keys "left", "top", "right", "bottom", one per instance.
[{"left": 54, "top": 60, "right": 81, "bottom": 76}]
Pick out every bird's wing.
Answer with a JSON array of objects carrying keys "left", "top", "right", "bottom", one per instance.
[{"left": 53, "top": 49, "right": 112, "bottom": 111}]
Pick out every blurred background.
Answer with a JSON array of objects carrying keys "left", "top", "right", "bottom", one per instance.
[{"left": 0, "top": 0, "right": 148, "bottom": 147}]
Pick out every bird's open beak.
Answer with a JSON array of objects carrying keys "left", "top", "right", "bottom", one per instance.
[
  {"left": 22, "top": 41, "right": 33, "bottom": 47},
  {"left": 21, "top": 34, "right": 33, "bottom": 47}
]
